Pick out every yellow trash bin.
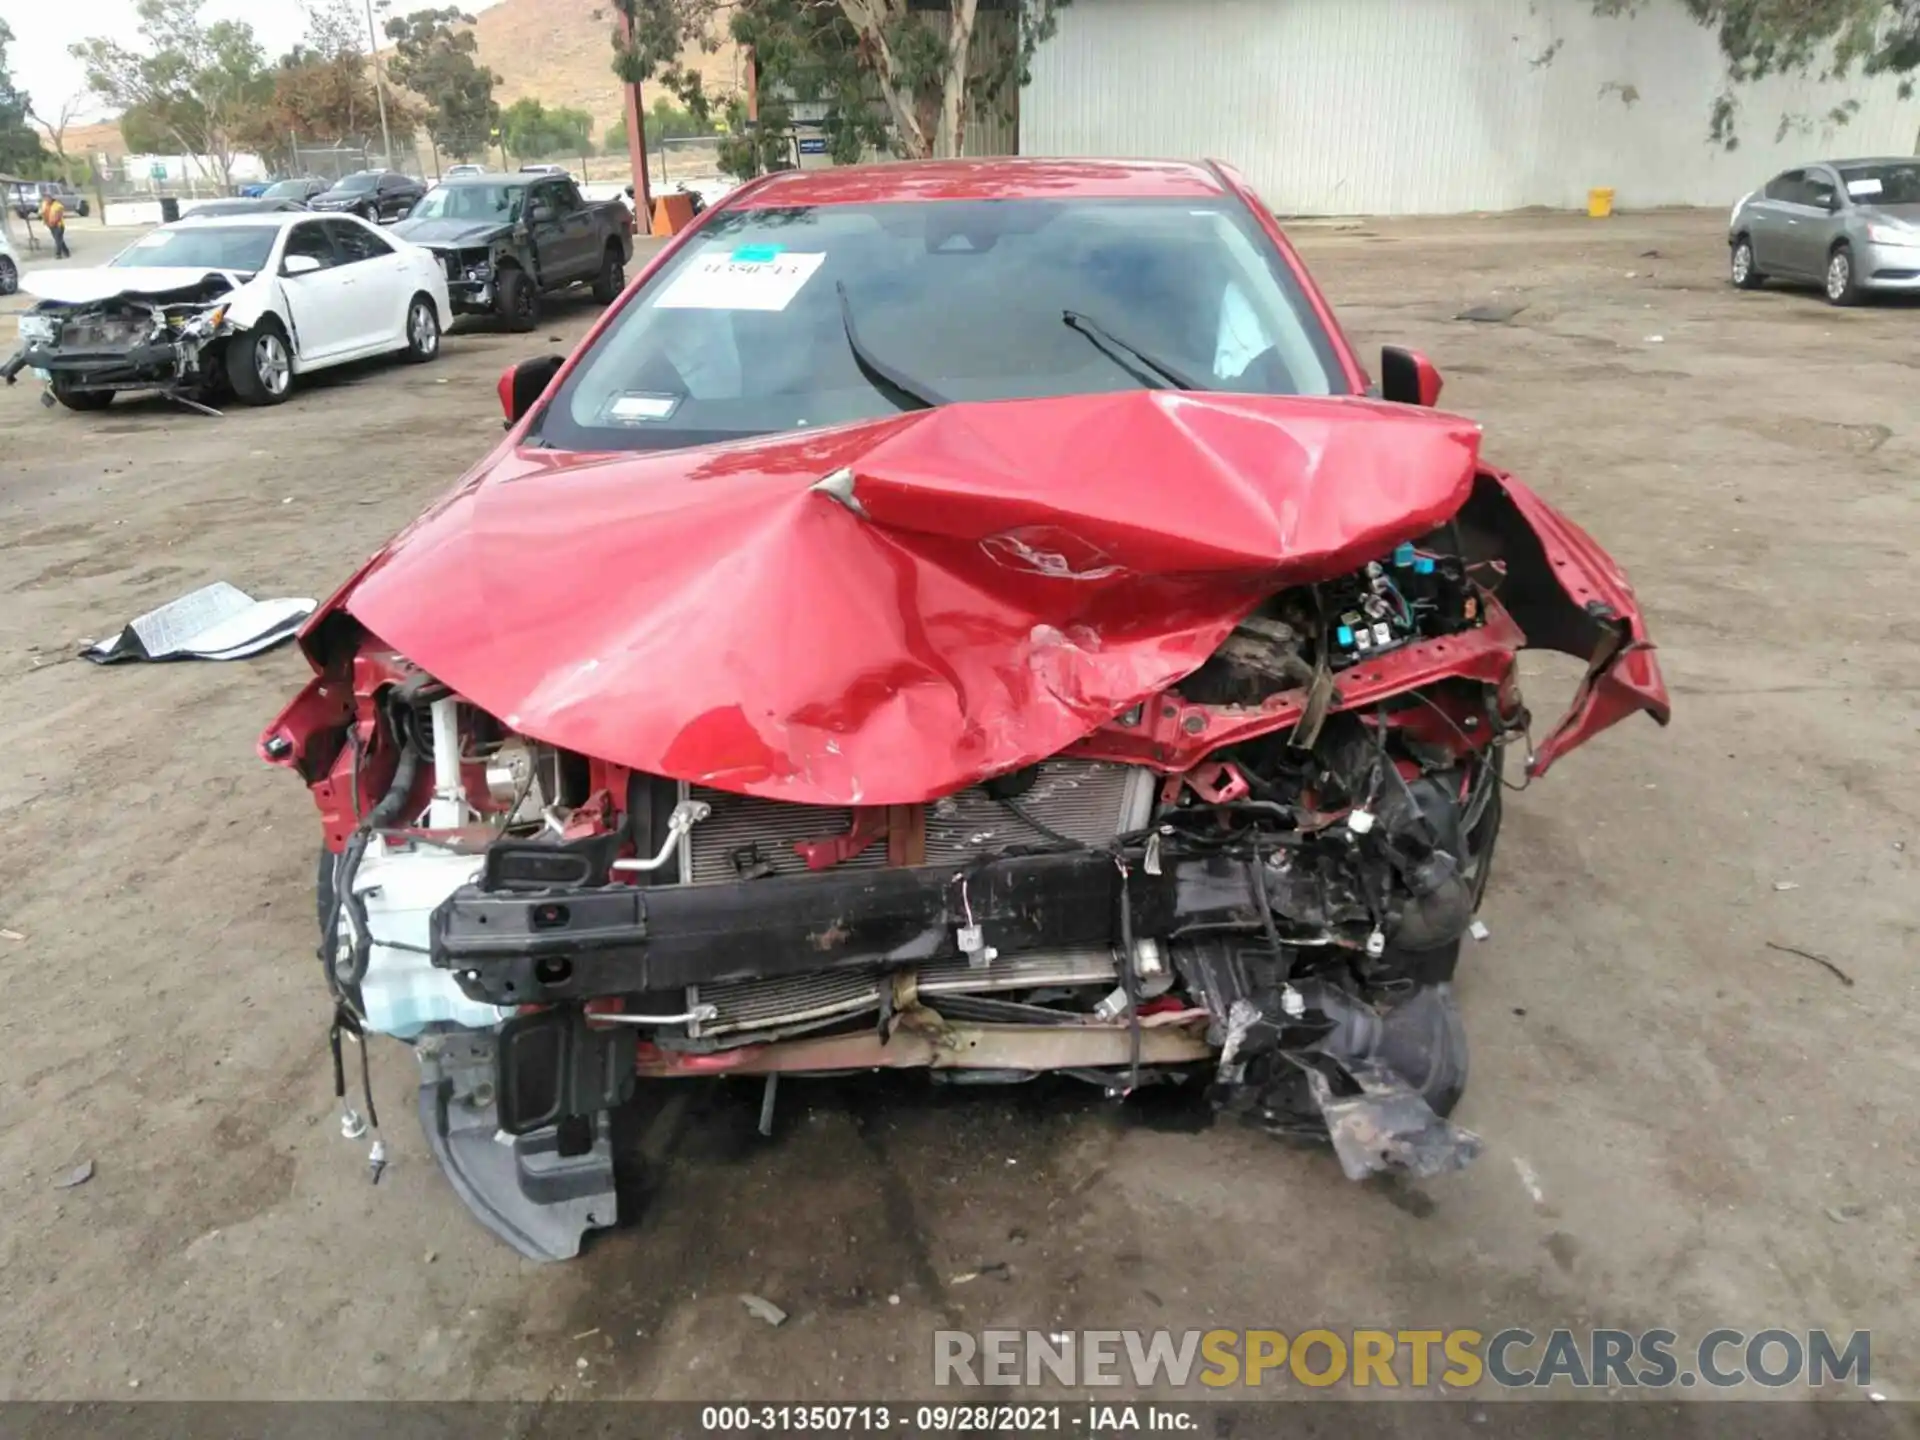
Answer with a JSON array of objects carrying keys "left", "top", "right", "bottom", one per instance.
[{"left": 1588, "top": 187, "right": 1615, "bottom": 218}]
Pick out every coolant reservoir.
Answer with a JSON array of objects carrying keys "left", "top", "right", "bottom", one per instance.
[{"left": 349, "top": 837, "right": 508, "bottom": 1038}]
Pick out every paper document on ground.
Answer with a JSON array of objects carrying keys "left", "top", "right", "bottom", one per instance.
[{"left": 84, "top": 581, "right": 315, "bottom": 664}]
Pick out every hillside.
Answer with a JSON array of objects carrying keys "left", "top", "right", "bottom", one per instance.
[{"left": 469, "top": 0, "right": 744, "bottom": 142}]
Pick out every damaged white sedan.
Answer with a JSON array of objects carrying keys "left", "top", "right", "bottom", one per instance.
[{"left": 2, "top": 212, "right": 451, "bottom": 412}]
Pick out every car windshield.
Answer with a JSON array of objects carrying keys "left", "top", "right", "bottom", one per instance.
[
  {"left": 262, "top": 180, "right": 311, "bottom": 199},
  {"left": 410, "top": 183, "right": 524, "bottom": 222},
  {"left": 540, "top": 197, "right": 1347, "bottom": 454},
  {"left": 331, "top": 172, "right": 379, "bottom": 194},
  {"left": 1839, "top": 162, "right": 1920, "bottom": 205},
  {"left": 112, "top": 224, "right": 278, "bottom": 273}
]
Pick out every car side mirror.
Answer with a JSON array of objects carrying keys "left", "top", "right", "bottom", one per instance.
[
  {"left": 283, "top": 253, "right": 323, "bottom": 276},
  {"left": 1380, "top": 346, "right": 1443, "bottom": 407},
  {"left": 529, "top": 203, "right": 553, "bottom": 223},
  {"left": 499, "top": 354, "right": 565, "bottom": 427}
]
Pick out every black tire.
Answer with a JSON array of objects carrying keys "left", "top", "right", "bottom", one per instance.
[
  {"left": 497, "top": 266, "right": 540, "bottom": 332},
  {"left": 359, "top": 202, "right": 379, "bottom": 223},
  {"left": 226, "top": 320, "right": 295, "bottom": 406},
  {"left": 50, "top": 375, "right": 113, "bottom": 412},
  {"left": 591, "top": 243, "right": 626, "bottom": 304},
  {"left": 1825, "top": 243, "right": 1861, "bottom": 306},
  {"left": 1729, "top": 235, "right": 1765, "bottom": 289},
  {"left": 0, "top": 255, "right": 16, "bottom": 296},
  {"left": 401, "top": 293, "right": 442, "bottom": 363}
]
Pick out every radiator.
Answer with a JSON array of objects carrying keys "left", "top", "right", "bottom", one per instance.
[
  {"left": 688, "top": 947, "right": 1120, "bottom": 1039},
  {"left": 678, "top": 759, "right": 1156, "bottom": 1039}
]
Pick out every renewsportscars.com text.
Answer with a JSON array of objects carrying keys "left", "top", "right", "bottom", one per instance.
[{"left": 933, "top": 1328, "right": 1872, "bottom": 1391}]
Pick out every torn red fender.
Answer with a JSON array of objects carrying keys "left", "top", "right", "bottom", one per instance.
[{"left": 1461, "top": 469, "right": 1671, "bottom": 776}]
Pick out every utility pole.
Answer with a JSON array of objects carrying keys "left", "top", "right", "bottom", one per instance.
[{"left": 365, "top": 0, "right": 395, "bottom": 170}]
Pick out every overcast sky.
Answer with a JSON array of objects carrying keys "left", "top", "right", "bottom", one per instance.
[{"left": 10, "top": 0, "right": 506, "bottom": 123}]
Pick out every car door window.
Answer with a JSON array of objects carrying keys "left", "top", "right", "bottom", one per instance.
[
  {"left": 533, "top": 181, "right": 565, "bottom": 219},
  {"left": 1803, "top": 172, "right": 1839, "bottom": 211},
  {"left": 554, "top": 180, "right": 585, "bottom": 213},
  {"left": 1763, "top": 170, "right": 1804, "bottom": 203},
  {"left": 283, "top": 221, "right": 338, "bottom": 270},
  {"left": 326, "top": 219, "right": 395, "bottom": 265}
]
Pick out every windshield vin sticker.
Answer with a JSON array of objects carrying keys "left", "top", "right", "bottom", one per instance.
[
  {"left": 655, "top": 249, "right": 826, "bottom": 312},
  {"left": 1846, "top": 177, "right": 1883, "bottom": 198},
  {"left": 606, "top": 392, "right": 682, "bottom": 423}
]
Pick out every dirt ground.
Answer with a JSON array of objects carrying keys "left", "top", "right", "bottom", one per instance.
[{"left": 0, "top": 209, "right": 1913, "bottom": 1404}]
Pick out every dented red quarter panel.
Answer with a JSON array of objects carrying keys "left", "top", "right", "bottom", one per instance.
[{"left": 320, "top": 392, "right": 1482, "bottom": 805}]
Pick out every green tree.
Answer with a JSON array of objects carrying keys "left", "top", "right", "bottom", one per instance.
[
  {"left": 1596, "top": 0, "right": 1920, "bottom": 145},
  {"left": 607, "top": 0, "right": 1069, "bottom": 173},
  {"left": 384, "top": 7, "right": 498, "bottom": 160},
  {"left": 70, "top": 0, "right": 271, "bottom": 190},
  {"left": 1, "top": 21, "right": 54, "bottom": 178},
  {"left": 499, "top": 97, "right": 595, "bottom": 161}
]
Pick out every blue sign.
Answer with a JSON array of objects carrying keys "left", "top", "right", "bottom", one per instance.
[{"left": 798, "top": 138, "right": 828, "bottom": 156}]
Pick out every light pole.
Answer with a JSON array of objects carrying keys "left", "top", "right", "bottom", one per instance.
[{"left": 365, "top": 0, "right": 395, "bottom": 170}]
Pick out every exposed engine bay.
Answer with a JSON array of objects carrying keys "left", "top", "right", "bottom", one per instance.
[
  {"left": 273, "top": 526, "right": 1585, "bottom": 1259},
  {"left": 2, "top": 276, "right": 239, "bottom": 409}
]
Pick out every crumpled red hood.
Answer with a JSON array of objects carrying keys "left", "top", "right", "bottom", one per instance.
[{"left": 338, "top": 390, "right": 1482, "bottom": 805}]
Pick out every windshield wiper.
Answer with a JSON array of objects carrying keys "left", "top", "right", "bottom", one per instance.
[
  {"left": 837, "top": 281, "right": 948, "bottom": 411},
  {"left": 1062, "top": 309, "right": 1208, "bottom": 392}
]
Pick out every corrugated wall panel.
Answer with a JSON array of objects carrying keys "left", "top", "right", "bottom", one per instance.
[{"left": 1025, "top": 0, "right": 1920, "bottom": 213}]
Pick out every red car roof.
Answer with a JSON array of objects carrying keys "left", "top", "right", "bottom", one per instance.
[{"left": 728, "top": 157, "right": 1230, "bottom": 208}]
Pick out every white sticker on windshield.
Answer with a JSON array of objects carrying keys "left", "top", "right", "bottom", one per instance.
[
  {"left": 606, "top": 392, "right": 681, "bottom": 423},
  {"left": 1847, "top": 177, "right": 1884, "bottom": 198},
  {"left": 654, "top": 250, "right": 826, "bottom": 312}
]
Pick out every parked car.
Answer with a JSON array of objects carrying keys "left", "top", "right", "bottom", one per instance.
[
  {"left": 444, "top": 163, "right": 486, "bottom": 179},
  {"left": 9, "top": 180, "right": 91, "bottom": 219},
  {"left": 1728, "top": 156, "right": 1920, "bottom": 304},
  {"left": 390, "top": 170, "right": 633, "bottom": 330},
  {"left": 308, "top": 169, "right": 427, "bottom": 224},
  {"left": 259, "top": 157, "right": 1670, "bottom": 1261},
  {"left": 0, "top": 222, "right": 17, "bottom": 295},
  {"left": 1, "top": 211, "right": 450, "bottom": 411},
  {"left": 259, "top": 177, "right": 330, "bottom": 205},
  {"left": 517, "top": 163, "right": 570, "bottom": 178}
]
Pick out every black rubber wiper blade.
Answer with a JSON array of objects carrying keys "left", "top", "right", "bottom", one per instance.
[
  {"left": 837, "top": 281, "right": 948, "bottom": 411},
  {"left": 1062, "top": 309, "right": 1209, "bottom": 392}
]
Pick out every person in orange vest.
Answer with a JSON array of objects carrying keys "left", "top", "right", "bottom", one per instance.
[{"left": 40, "top": 191, "right": 72, "bottom": 260}]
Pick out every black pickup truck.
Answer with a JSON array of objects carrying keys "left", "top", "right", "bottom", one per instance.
[{"left": 391, "top": 172, "right": 634, "bottom": 331}]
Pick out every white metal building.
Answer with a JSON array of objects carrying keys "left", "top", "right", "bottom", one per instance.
[{"left": 1018, "top": 0, "right": 1920, "bottom": 214}]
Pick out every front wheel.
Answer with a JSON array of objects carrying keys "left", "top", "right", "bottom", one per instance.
[
  {"left": 226, "top": 323, "right": 295, "bottom": 406},
  {"left": 591, "top": 244, "right": 626, "bottom": 304},
  {"left": 0, "top": 255, "right": 16, "bottom": 296},
  {"left": 1825, "top": 244, "right": 1861, "bottom": 306},
  {"left": 497, "top": 267, "right": 540, "bottom": 333},
  {"left": 50, "top": 375, "right": 113, "bottom": 412},
  {"left": 1730, "top": 236, "right": 1765, "bottom": 289},
  {"left": 359, "top": 202, "right": 379, "bottom": 224},
  {"left": 402, "top": 295, "right": 441, "bottom": 363}
]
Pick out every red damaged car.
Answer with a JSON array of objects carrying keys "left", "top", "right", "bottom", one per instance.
[{"left": 262, "top": 159, "right": 1668, "bottom": 1259}]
